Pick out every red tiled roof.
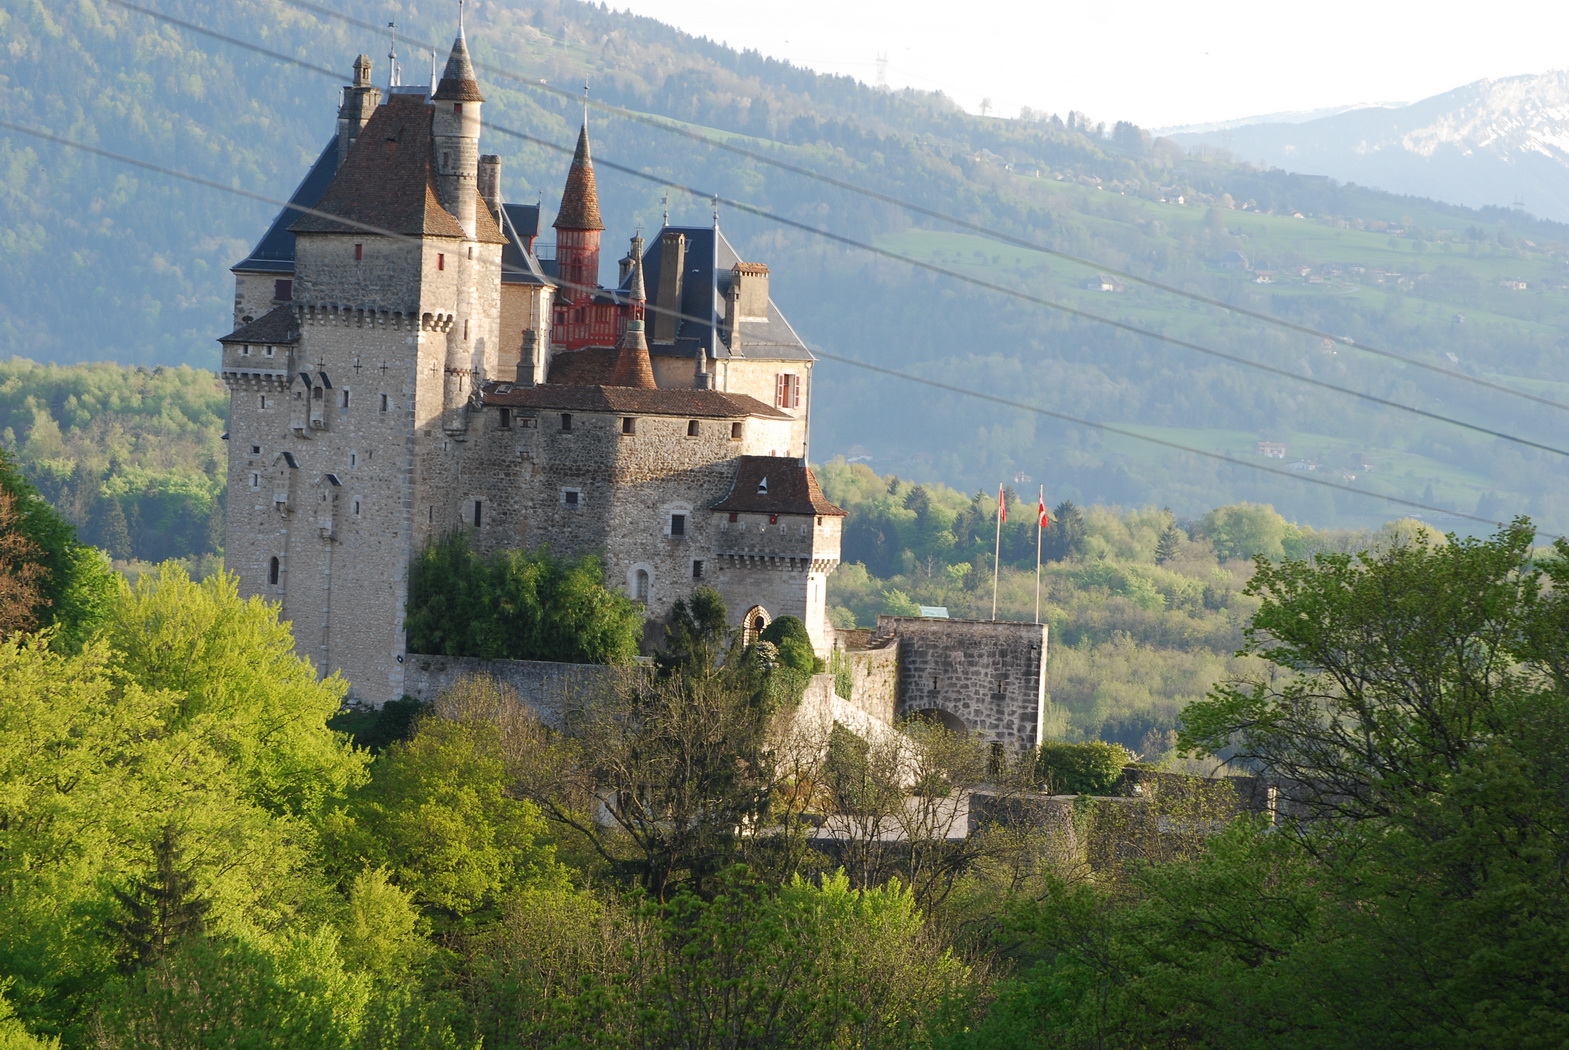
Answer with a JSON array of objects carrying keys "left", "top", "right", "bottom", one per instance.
[
  {"left": 711, "top": 457, "right": 846, "bottom": 516},
  {"left": 218, "top": 304, "right": 299, "bottom": 344},
  {"left": 609, "top": 320, "right": 657, "bottom": 389},
  {"left": 546, "top": 346, "right": 618, "bottom": 386},
  {"left": 432, "top": 33, "right": 484, "bottom": 102},
  {"left": 291, "top": 95, "right": 502, "bottom": 243},
  {"left": 553, "top": 124, "right": 604, "bottom": 232},
  {"left": 481, "top": 382, "right": 788, "bottom": 419}
]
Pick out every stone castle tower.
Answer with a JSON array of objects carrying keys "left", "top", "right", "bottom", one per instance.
[{"left": 221, "top": 29, "right": 842, "bottom": 701}]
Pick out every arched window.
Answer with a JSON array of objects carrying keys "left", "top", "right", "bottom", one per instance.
[
  {"left": 268, "top": 557, "right": 280, "bottom": 586},
  {"left": 634, "top": 570, "right": 650, "bottom": 603}
]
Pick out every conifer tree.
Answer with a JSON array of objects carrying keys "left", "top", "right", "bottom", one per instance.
[{"left": 107, "top": 825, "right": 211, "bottom": 973}]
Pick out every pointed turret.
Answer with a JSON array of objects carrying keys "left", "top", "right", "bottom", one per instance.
[
  {"left": 432, "top": 26, "right": 484, "bottom": 102},
  {"left": 609, "top": 245, "right": 655, "bottom": 388},
  {"left": 432, "top": 27, "right": 484, "bottom": 238},
  {"left": 553, "top": 121, "right": 604, "bottom": 301}
]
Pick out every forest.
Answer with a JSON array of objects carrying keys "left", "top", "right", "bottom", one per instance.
[
  {"left": 0, "top": 437, "right": 1564, "bottom": 1048},
  {"left": 7, "top": 0, "right": 1569, "bottom": 529}
]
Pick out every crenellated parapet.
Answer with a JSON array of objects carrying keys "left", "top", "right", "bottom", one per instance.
[{"left": 290, "top": 302, "right": 453, "bottom": 332}]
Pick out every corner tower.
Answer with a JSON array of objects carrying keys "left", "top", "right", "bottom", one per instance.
[{"left": 431, "top": 27, "right": 484, "bottom": 239}]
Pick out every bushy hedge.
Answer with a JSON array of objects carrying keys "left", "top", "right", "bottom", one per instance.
[
  {"left": 404, "top": 534, "right": 643, "bottom": 665},
  {"left": 1035, "top": 739, "right": 1133, "bottom": 795}
]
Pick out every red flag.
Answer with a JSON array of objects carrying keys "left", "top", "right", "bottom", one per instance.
[
  {"left": 997, "top": 484, "right": 1006, "bottom": 523},
  {"left": 1038, "top": 489, "right": 1050, "bottom": 529}
]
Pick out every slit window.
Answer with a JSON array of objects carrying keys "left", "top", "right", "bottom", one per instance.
[
  {"left": 341, "top": 390, "right": 350, "bottom": 408},
  {"left": 380, "top": 393, "right": 389, "bottom": 413},
  {"left": 268, "top": 557, "right": 280, "bottom": 586},
  {"left": 354, "top": 243, "right": 363, "bottom": 261},
  {"left": 437, "top": 253, "right": 445, "bottom": 271},
  {"left": 473, "top": 501, "right": 483, "bottom": 527}
]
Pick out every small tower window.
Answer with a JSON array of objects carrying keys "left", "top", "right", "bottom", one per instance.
[
  {"left": 353, "top": 499, "right": 361, "bottom": 515},
  {"left": 669, "top": 513, "right": 686, "bottom": 537},
  {"left": 380, "top": 393, "right": 389, "bottom": 413},
  {"left": 454, "top": 103, "right": 463, "bottom": 116},
  {"left": 314, "top": 387, "right": 323, "bottom": 401},
  {"left": 341, "top": 390, "right": 350, "bottom": 408},
  {"left": 354, "top": 243, "right": 363, "bottom": 261},
  {"left": 268, "top": 557, "right": 280, "bottom": 586},
  {"left": 472, "top": 500, "right": 483, "bottom": 527},
  {"left": 687, "top": 420, "right": 700, "bottom": 437},
  {"left": 273, "top": 279, "right": 292, "bottom": 301},
  {"left": 437, "top": 253, "right": 445, "bottom": 271},
  {"left": 634, "top": 570, "right": 650, "bottom": 603},
  {"left": 499, "top": 407, "right": 512, "bottom": 429},
  {"left": 560, "top": 413, "right": 573, "bottom": 432},
  {"left": 621, "top": 417, "right": 636, "bottom": 435},
  {"left": 730, "top": 422, "right": 743, "bottom": 440},
  {"left": 259, "top": 395, "right": 268, "bottom": 409},
  {"left": 692, "top": 560, "right": 704, "bottom": 579},
  {"left": 250, "top": 473, "right": 260, "bottom": 489}
]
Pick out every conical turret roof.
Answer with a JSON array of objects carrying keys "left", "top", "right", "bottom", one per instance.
[
  {"left": 553, "top": 124, "right": 604, "bottom": 232},
  {"left": 433, "top": 30, "right": 484, "bottom": 102}
]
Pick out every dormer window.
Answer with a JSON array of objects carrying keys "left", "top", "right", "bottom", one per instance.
[{"left": 757, "top": 476, "right": 769, "bottom": 495}]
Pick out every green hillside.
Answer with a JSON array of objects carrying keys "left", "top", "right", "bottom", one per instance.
[{"left": 4, "top": 0, "right": 1569, "bottom": 532}]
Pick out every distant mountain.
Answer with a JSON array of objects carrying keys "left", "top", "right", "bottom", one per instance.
[{"left": 1169, "top": 71, "right": 1569, "bottom": 223}]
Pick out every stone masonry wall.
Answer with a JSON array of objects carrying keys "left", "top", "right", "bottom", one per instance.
[
  {"left": 401, "top": 653, "right": 629, "bottom": 727},
  {"left": 872, "top": 616, "right": 1049, "bottom": 750}
]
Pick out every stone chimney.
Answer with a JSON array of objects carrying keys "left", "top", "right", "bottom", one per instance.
[
  {"left": 653, "top": 230, "right": 686, "bottom": 343},
  {"left": 477, "top": 154, "right": 502, "bottom": 220}
]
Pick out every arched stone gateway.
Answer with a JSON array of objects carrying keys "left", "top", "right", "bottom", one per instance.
[
  {"left": 874, "top": 615, "right": 1049, "bottom": 750},
  {"left": 907, "top": 707, "right": 967, "bottom": 734},
  {"left": 741, "top": 604, "right": 770, "bottom": 645}
]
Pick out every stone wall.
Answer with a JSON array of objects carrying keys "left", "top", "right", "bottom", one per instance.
[
  {"left": 400, "top": 653, "right": 629, "bottom": 726},
  {"left": 872, "top": 616, "right": 1049, "bottom": 749}
]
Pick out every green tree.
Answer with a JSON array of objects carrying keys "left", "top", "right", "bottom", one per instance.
[
  {"left": 1196, "top": 502, "right": 1291, "bottom": 562},
  {"left": 1034, "top": 740, "right": 1131, "bottom": 795},
  {"left": 1041, "top": 500, "right": 1086, "bottom": 563}
]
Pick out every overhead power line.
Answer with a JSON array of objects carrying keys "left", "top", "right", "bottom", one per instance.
[
  {"left": 0, "top": 117, "right": 1545, "bottom": 539},
  {"left": 91, "top": 1, "right": 1569, "bottom": 462},
  {"left": 262, "top": 0, "right": 1569, "bottom": 416}
]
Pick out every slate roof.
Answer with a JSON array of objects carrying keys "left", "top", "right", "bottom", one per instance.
[
  {"left": 500, "top": 203, "right": 553, "bottom": 287},
  {"left": 553, "top": 125, "right": 604, "bottom": 232},
  {"left": 218, "top": 305, "right": 300, "bottom": 345},
  {"left": 481, "top": 382, "right": 789, "bottom": 419},
  {"left": 290, "top": 94, "right": 504, "bottom": 245},
  {"left": 710, "top": 457, "right": 845, "bottom": 516},
  {"left": 432, "top": 32, "right": 484, "bottom": 102},
  {"left": 232, "top": 137, "right": 339, "bottom": 274},
  {"left": 634, "top": 226, "right": 813, "bottom": 362}
]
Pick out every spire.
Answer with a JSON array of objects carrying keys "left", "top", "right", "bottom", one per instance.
[
  {"left": 553, "top": 123, "right": 604, "bottom": 231},
  {"left": 609, "top": 318, "right": 657, "bottom": 389},
  {"left": 433, "top": 23, "right": 484, "bottom": 101}
]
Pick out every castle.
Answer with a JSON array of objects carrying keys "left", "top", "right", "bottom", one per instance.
[{"left": 220, "top": 29, "right": 843, "bottom": 702}]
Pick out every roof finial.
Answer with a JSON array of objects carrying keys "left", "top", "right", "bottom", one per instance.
[
  {"left": 582, "top": 81, "right": 590, "bottom": 128},
  {"left": 712, "top": 195, "right": 720, "bottom": 229},
  {"left": 386, "top": 21, "right": 400, "bottom": 89},
  {"left": 661, "top": 193, "right": 669, "bottom": 226},
  {"left": 429, "top": 49, "right": 437, "bottom": 93},
  {"left": 459, "top": 0, "right": 466, "bottom": 35}
]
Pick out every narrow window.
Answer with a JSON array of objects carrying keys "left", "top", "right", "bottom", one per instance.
[
  {"left": 353, "top": 499, "right": 361, "bottom": 515},
  {"left": 473, "top": 501, "right": 483, "bottom": 527},
  {"left": 268, "top": 557, "right": 280, "bottom": 586},
  {"left": 314, "top": 387, "right": 323, "bottom": 401},
  {"left": 437, "top": 253, "right": 445, "bottom": 271},
  {"left": 380, "top": 393, "right": 389, "bottom": 413},
  {"left": 264, "top": 345, "right": 275, "bottom": 357},
  {"left": 349, "top": 452, "right": 357, "bottom": 467},
  {"left": 259, "top": 395, "right": 268, "bottom": 409},
  {"left": 621, "top": 417, "right": 636, "bottom": 435},
  {"left": 428, "top": 506, "right": 434, "bottom": 523},
  {"left": 240, "top": 345, "right": 250, "bottom": 356},
  {"left": 670, "top": 513, "right": 686, "bottom": 537},
  {"left": 687, "top": 419, "right": 700, "bottom": 437},
  {"left": 692, "top": 560, "right": 704, "bottom": 579},
  {"left": 464, "top": 319, "right": 470, "bottom": 340},
  {"left": 250, "top": 473, "right": 260, "bottom": 489},
  {"left": 499, "top": 407, "right": 512, "bottom": 429},
  {"left": 354, "top": 243, "right": 363, "bottom": 261},
  {"left": 774, "top": 373, "right": 800, "bottom": 408},
  {"left": 730, "top": 421, "right": 743, "bottom": 440},
  {"left": 341, "top": 390, "right": 350, "bottom": 408},
  {"left": 560, "top": 413, "right": 573, "bottom": 432},
  {"left": 454, "top": 103, "right": 462, "bottom": 115},
  {"left": 468, "top": 246, "right": 474, "bottom": 259},
  {"left": 634, "top": 570, "right": 649, "bottom": 603}
]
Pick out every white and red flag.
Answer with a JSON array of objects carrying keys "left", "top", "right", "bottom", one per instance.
[
  {"left": 1037, "top": 487, "right": 1050, "bottom": 529},
  {"left": 997, "top": 483, "right": 1007, "bottom": 523}
]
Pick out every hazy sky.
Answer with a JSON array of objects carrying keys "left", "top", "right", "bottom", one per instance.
[{"left": 607, "top": 0, "right": 1569, "bottom": 128}]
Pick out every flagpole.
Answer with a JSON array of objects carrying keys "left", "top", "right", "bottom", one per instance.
[
  {"left": 992, "top": 483, "right": 1003, "bottom": 621},
  {"left": 1035, "top": 485, "right": 1044, "bottom": 625}
]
